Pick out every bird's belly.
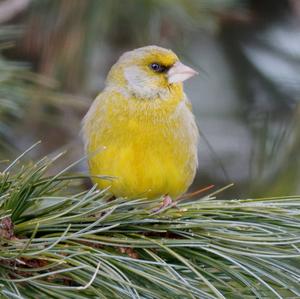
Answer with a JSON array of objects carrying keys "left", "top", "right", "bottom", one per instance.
[{"left": 88, "top": 127, "right": 197, "bottom": 199}]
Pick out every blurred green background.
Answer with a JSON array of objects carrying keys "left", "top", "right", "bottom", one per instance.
[{"left": 0, "top": 0, "right": 299, "bottom": 198}]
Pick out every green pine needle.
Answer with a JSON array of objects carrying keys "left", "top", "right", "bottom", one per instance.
[{"left": 0, "top": 150, "right": 300, "bottom": 298}]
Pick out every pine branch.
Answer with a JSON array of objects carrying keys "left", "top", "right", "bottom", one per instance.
[{"left": 0, "top": 150, "right": 300, "bottom": 298}]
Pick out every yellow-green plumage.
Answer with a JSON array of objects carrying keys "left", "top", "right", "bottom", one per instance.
[{"left": 82, "top": 46, "right": 198, "bottom": 199}]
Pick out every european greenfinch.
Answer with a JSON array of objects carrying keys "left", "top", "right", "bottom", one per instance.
[{"left": 82, "top": 46, "right": 199, "bottom": 203}]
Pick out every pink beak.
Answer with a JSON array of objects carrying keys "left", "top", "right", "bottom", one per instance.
[{"left": 168, "top": 61, "right": 198, "bottom": 84}]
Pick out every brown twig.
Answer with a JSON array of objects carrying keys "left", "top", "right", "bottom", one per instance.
[{"left": 179, "top": 185, "right": 215, "bottom": 200}]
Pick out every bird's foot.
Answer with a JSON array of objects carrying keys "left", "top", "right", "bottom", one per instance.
[
  {"left": 161, "top": 195, "right": 173, "bottom": 207},
  {"left": 152, "top": 195, "right": 175, "bottom": 213}
]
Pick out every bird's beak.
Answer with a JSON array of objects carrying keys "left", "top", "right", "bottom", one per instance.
[{"left": 168, "top": 61, "right": 198, "bottom": 84}]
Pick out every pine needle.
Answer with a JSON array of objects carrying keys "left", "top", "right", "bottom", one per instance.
[{"left": 0, "top": 153, "right": 300, "bottom": 298}]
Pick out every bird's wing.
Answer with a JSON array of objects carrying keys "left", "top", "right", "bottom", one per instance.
[
  {"left": 81, "top": 92, "right": 107, "bottom": 151},
  {"left": 183, "top": 93, "right": 193, "bottom": 111}
]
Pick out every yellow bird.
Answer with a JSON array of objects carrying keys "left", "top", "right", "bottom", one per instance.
[{"left": 82, "top": 46, "right": 199, "bottom": 204}]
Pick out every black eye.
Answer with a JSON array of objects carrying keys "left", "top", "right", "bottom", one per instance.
[{"left": 150, "top": 63, "right": 167, "bottom": 73}]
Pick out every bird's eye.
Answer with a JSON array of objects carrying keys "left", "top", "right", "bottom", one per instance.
[{"left": 150, "top": 63, "right": 167, "bottom": 73}]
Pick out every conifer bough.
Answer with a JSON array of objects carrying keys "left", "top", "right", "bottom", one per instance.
[{"left": 0, "top": 151, "right": 300, "bottom": 298}]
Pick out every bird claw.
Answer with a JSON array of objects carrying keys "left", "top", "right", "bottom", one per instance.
[{"left": 152, "top": 195, "right": 176, "bottom": 213}]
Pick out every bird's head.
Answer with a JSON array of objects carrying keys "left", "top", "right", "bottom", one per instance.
[{"left": 106, "top": 46, "right": 198, "bottom": 99}]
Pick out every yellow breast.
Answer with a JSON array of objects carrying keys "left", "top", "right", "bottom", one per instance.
[{"left": 82, "top": 87, "right": 198, "bottom": 199}]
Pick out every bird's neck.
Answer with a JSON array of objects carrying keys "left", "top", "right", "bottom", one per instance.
[{"left": 106, "top": 81, "right": 184, "bottom": 104}]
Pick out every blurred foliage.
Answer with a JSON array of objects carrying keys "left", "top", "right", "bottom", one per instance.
[
  {"left": 0, "top": 52, "right": 25, "bottom": 149},
  {"left": 19, "top": 0, "right": 240, "bottom": 92},
  {"left": 219, "top": 0, "right": 300, "bottom": 195},
  {"left": 0, "top": 25, "right": 87, "bottom": 158},
  {"left": 0, "top": 27, "right": 33, "bottom": 150},
  {"left": 250, "top": 107, "right": 300, "bottom": 196}
]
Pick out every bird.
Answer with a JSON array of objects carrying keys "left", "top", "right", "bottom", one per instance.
[{"left": 82, "top": 45, "right": 199, "bottom": 207}]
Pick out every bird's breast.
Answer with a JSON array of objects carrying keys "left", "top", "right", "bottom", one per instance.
[{"left": 85, "top": 93, "right": 198, "bottom": 199}]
